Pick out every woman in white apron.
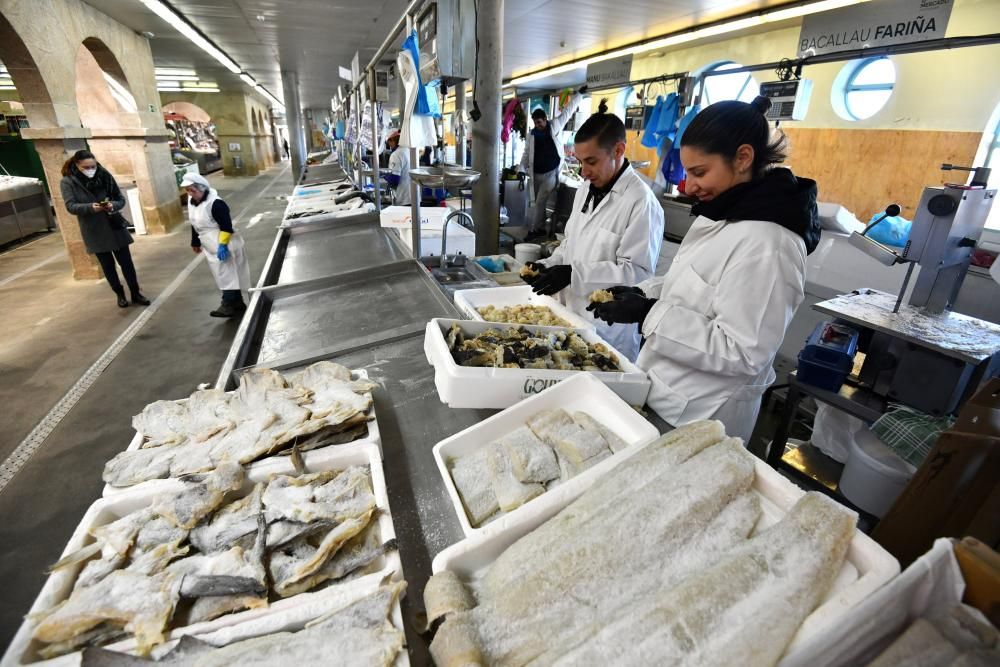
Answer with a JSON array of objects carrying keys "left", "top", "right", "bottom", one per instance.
[
  {"left": 181, "top": 173, "right": 252, "bottom": 318},
  {"left": 589, "top": 96, "right": 821, "bottom": 442},
  {"left": 523, "top": 99, "right": 664, "bottom": 362}
]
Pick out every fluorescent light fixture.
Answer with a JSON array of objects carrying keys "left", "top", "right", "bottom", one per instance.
[
  {"left": 0, "top": 85, "right": 15, "bottom": 91},
  {"left": 156, "top": 74, "right": 198, "bottom": 81},
  {"left": 239, "top": 73, "right": 257, "bottom": 87},
  {"left": 158, "top": 86, "right": 220, "bottom": 93},
  {"left": 508, "top": 0, "right": 867, "bottom": 86},
  {"left": 156, "top": 80, "right": 180, "bottom": 88},
  {"left": 137, "top": 0, "right": 240, "bottom": 73},
  {"left": 154, "top": 68, "right": 197, "bottom": 77},
  {"left": 182, "top": 81, "right": 220, "bottom": 88}
]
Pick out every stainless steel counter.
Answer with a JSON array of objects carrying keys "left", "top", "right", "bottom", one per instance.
[
  {"left": 0, "top": 176, "right": 54, "bottom": 246},
  {"left": 214, "top": 172, "right": 670, "bottom": 665}
]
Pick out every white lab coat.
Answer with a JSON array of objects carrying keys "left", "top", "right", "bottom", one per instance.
[
  {"left": 519, "top": 93, "right": 582, "bottom": 196},
  {"left": 189, "top": 188, "right": 251, "bottom": 292},
  {"left": 388, "top": 146, "right": 411, "bottom": 206},
  {"left": 540, "top": 164, "right": 664, "bottom": 361},
  {"left": 636, "top": 216, "right": 807, "bottom": 442}
]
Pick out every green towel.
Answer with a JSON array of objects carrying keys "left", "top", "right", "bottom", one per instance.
[{"left": 871, "top": 403, "right": 955, "bottom": 468}]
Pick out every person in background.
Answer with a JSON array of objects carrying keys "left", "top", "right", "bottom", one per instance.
[
  {"left": 60, "top": 149, "right": 150, "bottom": 309},
  {"left": 420, "top": 146, "right": 433, "bottom": 166},
  {"left": 384, "top": 131, "right": 411, "bottom": 206},
  {"left": 518, "top": 86, "right": 587, "bottom": 239},
  {"left": 282, "top": 138, "right": 290, "bottom": 159},
  {"left": 589, "top": 96, "right": 821, "bottom": 442},
  {"left": 181, "top": 173, "right": 251, "bottom": 318},
  {"left": 522, "top": 99, "right": 664, "bottom": 362}
]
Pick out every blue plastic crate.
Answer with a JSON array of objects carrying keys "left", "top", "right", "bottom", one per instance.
[{"left": 797, "top": 321, "right": 860, "bottom": 392}]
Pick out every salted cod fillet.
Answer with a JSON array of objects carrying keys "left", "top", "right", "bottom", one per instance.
[
  {"left": 190, "top": 581, "right": 406, "bottom": 667},
  {"left": 547, "top": 492, "right": 855, "bottom": 667},
  {"left": 430, "top": 421, "right": 763, "bottom": 666},
  {"left": 151, "top": 461, "right": 244, "bottom": 530},
  {"left": 32, "top": 571, "right": 182, "bottom": 656}
]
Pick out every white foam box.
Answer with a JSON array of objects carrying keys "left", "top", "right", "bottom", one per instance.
[
  {"left": 453, "top": 285, "right": 595, "bottom": 330},
  {"left": 379, "top": 206, "right": 475, "bottom": 257},
  {"left": 4, "top": 443, "right": 404, "bottom": 667},
  {"left": 101, "top": 370, "right": 382, "bottom": 498},
  {"left": 431, "top": 441, "right": 901, "bottom": 662},
  {"left": 424, "top": 318, "right": 651, "bottom": 409},
  {"left": 433, "top": 373, "right": 660, "bottom": 537}
]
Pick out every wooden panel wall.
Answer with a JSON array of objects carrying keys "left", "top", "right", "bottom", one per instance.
[
  {"left": 782, "top": 128, "right": 982, "bottom": 221},
  {"left": 625, "top": 132, "right": 661, "bottom": 180}
]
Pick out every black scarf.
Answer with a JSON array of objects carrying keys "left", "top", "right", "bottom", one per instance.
[
  {"left": 582, "top": 158, "right": 630, "bottom": 213},
  {"left": 690, "top": 168, "right": 821, "bottom": 254}
]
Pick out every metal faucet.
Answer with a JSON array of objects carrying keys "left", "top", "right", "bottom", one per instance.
[{"left": 440, "top": 209, "right": 475, "bottom": 268}]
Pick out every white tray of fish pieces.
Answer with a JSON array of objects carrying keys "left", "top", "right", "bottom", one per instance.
[
  {"left": 101, "top": 362, "right": 381, "bottom": 497},
  {"left": 424, "top": 420, "right": 900, "bottom": 667},
  {"left": 3, "top": 443, "right": 406, "bottom": 666},
  {"left": 434, "top": 373, "right": 660, "bottom": 537},
  {"left": 453, "top": 285, "right": 595, "bottom": 330},
  {"left": 424, "top": 318, "right": 651, "bottom": 409}
]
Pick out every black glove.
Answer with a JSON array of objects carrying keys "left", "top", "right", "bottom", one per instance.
[
  {"left": 607, "top": 285, "right": 645, "bottom": 298},
  {"left": 520, "top": 261, "right": 546, "bottom": 286},
  {"left": 578, "top": 85, "right": 589, "bottom": 94},
  {"left": 587, "top": 291, "right": 657, "bottom": 326},
  {"left": 531, "top": 264, "right": 572, "bottom": 296}
]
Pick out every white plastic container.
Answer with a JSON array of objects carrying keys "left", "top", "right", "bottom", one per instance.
[
  {"left": 453, "top": 285, "right": 594, "bottom": 329},
  {"left": 4, "top": 443, "right": 402, "bottom": 667},
  {"left": 514, "top": 243, "right": 541, "bottom": 264},
  {"left": 433, "top": 373, "right": 660, "bottom": 537},
  {"left": 839, "top": 427, "right": 916, "bottom": 518},
  {"left": 102, "top": 369, "right": 382, "bottom": 498},
  {"left": 432, "top": 443, "right": 901, "bottom": 662},
  {"left": 423, "top": 318, "right": 651, "bottom": 409}
]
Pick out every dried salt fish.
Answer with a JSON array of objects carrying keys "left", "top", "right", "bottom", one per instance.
[{"left": 152, "top": 462, "right": 244, "bottom": 530}]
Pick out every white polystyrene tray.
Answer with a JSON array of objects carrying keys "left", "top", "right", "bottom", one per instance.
[
  {"left": 433, "top": 373, "right": 660, "bottom": 537},
  {"left": 453, "top": 285, "right": 595, "bottom": 330},
  {"left": 424, "top": 318, "right": 651, "bottom": 409},
  {"left": 431, "top": 444, "right": 900, "bottom": 661},
  {"left": 4, "top": 443, "right": 403, "bottom": 667},
  {"left": 102, "top": 370, "right": 381, "bottom": 498}
]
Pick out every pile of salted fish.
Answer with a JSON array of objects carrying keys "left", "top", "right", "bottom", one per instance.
[
  {"left": 425, "top": 420, "right": 857, "bottom": 667},
  {"left": 32, "top": 463, "right": 394, "bottom": 659},
  {"left": 449, "top": 408, "right": 628, "bottom": 527},
  {"left": 446, "top": 323, "right": 621, "bottom": 372},
  {"left": 78, "top": 581, "right": 407, "bottom": 666},
  {"left": 103, "top": 362, "right": 375, "bottom": 488}
]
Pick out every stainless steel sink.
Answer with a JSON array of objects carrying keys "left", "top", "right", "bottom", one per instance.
[{"left": 430, "top": 265, "right": 479, "bottom": 283}]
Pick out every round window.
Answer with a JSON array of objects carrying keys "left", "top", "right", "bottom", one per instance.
[{"left": 835, "top": 57, "right": 896, "bottom": 121}]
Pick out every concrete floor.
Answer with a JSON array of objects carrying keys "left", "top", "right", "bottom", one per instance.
[{"left": 0, "top": 163, "right": 294, "bottom": 649}]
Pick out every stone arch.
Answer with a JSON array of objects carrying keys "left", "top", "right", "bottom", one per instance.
[
  {"left": 75, "top": 37, "right": 140, "bottom": 130},
  {"left": 162, "top": 100, "right": 211, "bottom": 123},
  {"left": 0, "top": 11, "right": 58, "bottom": 128}
]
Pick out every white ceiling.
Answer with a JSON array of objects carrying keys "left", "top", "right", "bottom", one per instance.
[{"left": 80, "top": 0, "right": 793, "bottom": 110}]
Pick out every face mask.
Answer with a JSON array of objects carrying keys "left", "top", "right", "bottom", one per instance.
[{"left": 81, "top": 168, "right": 97, "bottom": 178}]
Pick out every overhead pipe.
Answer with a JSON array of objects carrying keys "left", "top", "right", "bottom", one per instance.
[{"left": 368, "top": 67, "right": 382, "bottom": 211}]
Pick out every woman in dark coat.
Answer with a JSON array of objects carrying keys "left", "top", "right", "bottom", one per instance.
[{"left": 60, "top": 150, "right": 150, "bottom": 308}]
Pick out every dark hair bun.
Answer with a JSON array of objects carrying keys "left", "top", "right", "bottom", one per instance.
[
  {"left": 597, "top": 97, "right": 609, "bottom": 114},
  {"left": 750, "top": 95, "right": 772, "bottom": 115}
]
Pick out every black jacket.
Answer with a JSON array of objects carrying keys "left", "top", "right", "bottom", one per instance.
[
  {"left": 691, "top": 168, "right": 821, "bottom": 254},
  {"left": 60, "top": 165, "right": 131, "bottom": 254}
]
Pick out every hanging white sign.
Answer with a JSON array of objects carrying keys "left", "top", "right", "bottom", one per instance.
[
  {"left": 798, "top": 0, "right": 954, "bottom": 58},
  {"left": 585, "top": 55, "right": 634, "bottom": 89},
  {"left": 338, "top": 66, "right": 353, "bottom": 82}
]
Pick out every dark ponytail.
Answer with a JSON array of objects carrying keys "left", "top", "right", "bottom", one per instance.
[
  {"left": 574, "top": 97, "right": 626, "bottom": 151},
  {"left": 61, "top": 149, "right": 96, "bottom": 177},
  {"left": 680, "top": 95, "right": 787, "bottom": 179}
]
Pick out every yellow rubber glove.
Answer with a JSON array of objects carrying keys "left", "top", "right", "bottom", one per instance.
[{"left": 218, "top": 231, "right": 232, "bottom": 244}]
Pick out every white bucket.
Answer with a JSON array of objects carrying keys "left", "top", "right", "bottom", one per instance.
[
  {"left": 839, "top": 427, "right": 916, "bottom": 518},
  {"left": 514, "top": 243, "right": 541, "bottom": 264}
]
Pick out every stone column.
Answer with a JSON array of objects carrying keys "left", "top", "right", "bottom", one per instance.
[
  {"left": 281, "top": 71, "right": 306, "bottom": 178},
  {"left": 24, "top": 128, "right": 100, "bottom": 279},
  {"left": 471, "top": 0, "right": 504, "bottom": 255}
]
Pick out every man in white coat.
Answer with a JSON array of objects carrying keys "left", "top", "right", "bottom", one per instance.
[
  {"left": 384, "top": 131, "right": 411, "bottom": 206},
  {"left": 181, "top": 173, "right": 252, "bottom": 318},
  {"left": 588, "top": 96, "right": 821, "bottom": 442},
  {"left": 524, "top": 99, "right": 664, "bottom": 362},
  {"left": 519, "top": 87, "right": 586, "bottom": 236}
]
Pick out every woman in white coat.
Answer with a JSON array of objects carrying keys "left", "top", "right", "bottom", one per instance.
[
  {"left": 523, "top": 100, "right": 664, "bottom": 362},
  {"left": 589, "top": 96, "right": 821, "bottom": 442},
  {"left": 181, "top": 173, "right": 252, "bottom": 318}
]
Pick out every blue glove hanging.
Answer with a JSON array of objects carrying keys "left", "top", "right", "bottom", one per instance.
[{"left": 217, "top": 244, "right": 230, "bottom": 262}]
